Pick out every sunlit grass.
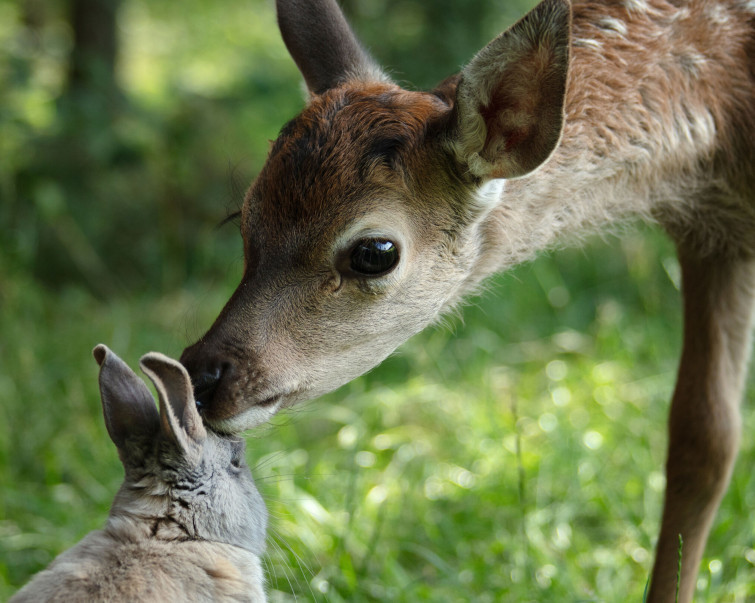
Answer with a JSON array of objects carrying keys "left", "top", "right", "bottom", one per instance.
[{"left": 2, "top": 228, "right": 754, "bottom": 601}]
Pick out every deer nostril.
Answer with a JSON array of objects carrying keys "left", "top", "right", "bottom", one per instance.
[{"left": 192, "top": 366, "right": 224, "bottom": 410}]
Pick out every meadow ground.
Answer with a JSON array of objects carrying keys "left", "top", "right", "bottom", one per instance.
[{"left": 2, "top": 228, "right": 755, "bottom": 602}]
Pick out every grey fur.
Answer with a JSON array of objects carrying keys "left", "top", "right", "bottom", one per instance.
[{"left": 11, "top": 345, "right": 267, "bottom": 602}]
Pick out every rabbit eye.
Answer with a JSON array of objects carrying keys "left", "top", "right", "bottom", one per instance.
[{"left": 230, "top": 455, "right": 244, "bottom": 471}]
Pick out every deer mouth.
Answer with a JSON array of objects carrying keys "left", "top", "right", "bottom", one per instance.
[
  {"left": 206, "top": 392, "right": 289, "bottom": 433},
  {"left": 256, "top": 394, "right": 283, "bottom": 407},
  {"left": 199, "top": 388, "right": 286, "bottom": 425}
]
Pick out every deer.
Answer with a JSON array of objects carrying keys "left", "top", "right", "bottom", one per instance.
[{"left": 179, "top": 0, "right": 755, "bottom": 600}]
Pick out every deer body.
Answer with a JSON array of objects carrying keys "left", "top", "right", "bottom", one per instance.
[
  {"left": 181, "top": 0, "right": 755, "bottom": 600},
  {"left": 481, "top": 1, "right": 755, "bottom": 272}
]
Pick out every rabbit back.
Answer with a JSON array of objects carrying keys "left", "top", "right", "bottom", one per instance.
[{"left": 11, "top": 530, "right": 266, "bottom": 602}]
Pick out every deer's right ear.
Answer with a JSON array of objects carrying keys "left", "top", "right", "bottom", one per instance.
[
  {"left": 276, "top": 0, "right": 388, "bottom": 94},
  {"left": 94, "top": 344, "right": 159, "bottom": 451},
  {"left": 449, "top": 0, "right": 571, "bottom": 181}
]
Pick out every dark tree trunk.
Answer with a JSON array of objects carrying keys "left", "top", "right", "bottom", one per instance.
[{"left": 67, "top": 0, "right": 121, "bottom": 100}]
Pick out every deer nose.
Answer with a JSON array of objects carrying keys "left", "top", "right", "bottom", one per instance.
[
  {"left": 192, "top": 366, "right": 224, "bottom": 409},
  {"left": 180, "top": 344, "right": 230, "bottom": 411}
]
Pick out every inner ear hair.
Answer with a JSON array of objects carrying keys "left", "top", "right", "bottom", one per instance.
[{"left": 451, "top": 0, "right": 571, "bottom": 180}]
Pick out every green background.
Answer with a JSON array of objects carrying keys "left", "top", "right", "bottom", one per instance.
[{"left": 1, "top": 0, "right": 754, "bottom": 600}]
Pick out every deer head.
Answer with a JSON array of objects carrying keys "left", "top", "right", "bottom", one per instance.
[{"left": 180, "top": 0, "right": 571, "bottom": 432}]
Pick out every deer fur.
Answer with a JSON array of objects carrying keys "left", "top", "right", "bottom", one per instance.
[
  {"left": 12, "top": 346, "right": 267, "bottom": 602},
  {"left": 180, "top": 0, "right": 755, "bottom": 600}
]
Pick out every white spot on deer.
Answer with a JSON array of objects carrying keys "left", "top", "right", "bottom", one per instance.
[
  {"left": 598, "top": 17, "right": 628, "bottom": 37},
  {"left": 668, "top": 7, "right": 691, "bottom": 21},
  {"left": 623, "top": 0, "right": 649, "bottom": 13},
  {"left": 706, "top": 5, "right": 731, "bottom": 24},
  {"left": 677, "top": 51, "right": 707, "bottom": 78},
  {"left": 573, "top": 38, "right": 603, "bottom": 50},
  {"left": 687, "top": 107, "right": 716, "bottom": 149},
  {"left": 668, "top": 104, "right": 716, "bottom": 152}
]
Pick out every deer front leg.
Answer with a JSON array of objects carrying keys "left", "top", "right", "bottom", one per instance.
[{"left": 648, "top": 251, "right": 755, "bottom": 602}]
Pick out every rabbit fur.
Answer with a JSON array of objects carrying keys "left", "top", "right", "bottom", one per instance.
[{"left": 11, "top": 345, "right": 267, "bottom": 602}]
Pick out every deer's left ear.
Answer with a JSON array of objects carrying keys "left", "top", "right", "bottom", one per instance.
[{"left": 449, "top": 0, "right": 571, "bottom": 181}]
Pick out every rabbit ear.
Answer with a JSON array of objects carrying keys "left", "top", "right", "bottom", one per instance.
[
  {"left": 93, "top": 344, "right": 160, "bottom": 451},
  {"left": 139, "top": 352, "right": 207, "bottom": 458}
]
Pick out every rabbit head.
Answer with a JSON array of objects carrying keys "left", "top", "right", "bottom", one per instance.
[{"left": 93, "top": 344, "right": 267, "bottom": 557}]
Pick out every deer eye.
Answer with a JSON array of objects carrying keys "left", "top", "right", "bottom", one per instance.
[{"left": 350, "top": 239, "right": 399, "bottom": 275}]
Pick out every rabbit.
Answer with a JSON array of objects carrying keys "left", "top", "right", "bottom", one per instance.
[{"left": 11, "top": 345, "right": 267, "bottom": 602}]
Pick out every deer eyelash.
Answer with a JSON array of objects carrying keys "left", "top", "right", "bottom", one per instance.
[{"left": 218, "top": 210, "right": 242, "bottom": 230}]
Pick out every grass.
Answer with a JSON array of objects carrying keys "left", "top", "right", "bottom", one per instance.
[
  {"left": 678, "top": 535, "right": 684, "bottom": 603},
  {"left": 2, "top": 227, "right": 755, "bottom": 601}
]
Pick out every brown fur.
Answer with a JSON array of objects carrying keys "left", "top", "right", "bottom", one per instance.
[{"left": 181, "top": 1, "right": 755, "bottom": 600}]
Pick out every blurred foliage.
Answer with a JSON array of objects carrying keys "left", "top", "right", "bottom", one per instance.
[
  {"left": 340, "top": 0, "right": 529, "bottom": 88},
  {"left": 2, "top": 0, "right": 755, "bottom": 601},
  {"left": 2, "top": 0, "right": 305, "bottom": 294}
]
